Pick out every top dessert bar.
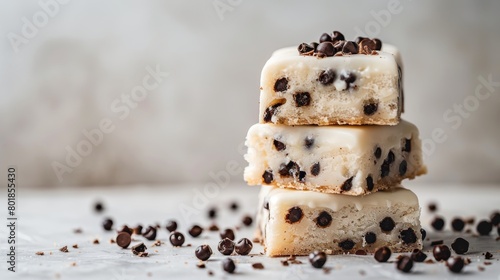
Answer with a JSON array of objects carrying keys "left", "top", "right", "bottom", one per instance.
[{"left": 259, "top": 33, "right": 403, "bottom": 126}]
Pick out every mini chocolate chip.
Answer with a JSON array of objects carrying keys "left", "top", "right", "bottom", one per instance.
[
  {"left": 342, "top": 41, "right": 359, "bottom": 54},
  {"left": 195, "top": 244, "right": 213, "bottom": 261},
  {"left": 420, "top": 228, "right": 427, "bottom": 240},
  {"left": 490, "top": 211, "right": 500, "bottom": 226},
  {"left": 220, "top": 228, "right": 235, "bottom": 241},
  {"left": 319, "top": 33, "right": 332, "bottom": 43},
  {"left": 208, "top": 207, "right": 217, "bottom": 219},
  {"left": 341, "top": 177, "right": 354, "bottom": 192},
  {"left": 366, "top": 176, "right": 374, "bottom": 191},
  {"left": 252, "top": 263, "right": 264, "bottom": 270},
  {"left": 316, "top": 42, "right": 335, "bottom": 57},
  {"left": 355, "top": 36, "right": 368, "bottom": 44},
  {"left": 400, "top": 228, "right": 417, "bottom": 244},
  {"left": 411, "top": 249, "right": 427, "bottom": 262},
  {"left": 433, "top": 245, "right": 451, "bottom": 261},
  {"left": 242, "top": 215, "right": 253, "bottom": 226},
  {"left": 331, "top": 31, "right": 345, "bottom": 42},
  {"left": 447, "top": 257, "right": 465, "bottom": 273},
  {"left": 169, "top": 231, "right": 185, "bottom": 247},
  {"left": 333, "top": 40, "right": 345, "bottom": 53},
  {"left": 131, "top": 243, "right": 147, "bottom": 255},
  {"left": 133, "top": 224, "right": 143, "bottom": 235},
  {"left": 263, "top": 103, "right": 283, "bottom": 122},
  {"left": 117, "top": 225, "right": 133, "bottom": 236},
  {"left": 451, "top": 218, "right": 465, "bottom": 232},
  {"left": 374, "top": 247, "right": 391, "bottom": 262},
  {"left": 286, "top": 207, "right": 303, "bottom": 224},
  {"left": 318, "top": 69, "right": 336, "bottom": 85},
  {"left": 380, "top": 162, "right": 390, "bottom": 177},
  {"left": 273, "top": 139, "right": 286, "bottom": 151},
  {"left": 208, "top": 223, "right": 219, "bottom": 231},
  {"left": 218, "top": 238, "right": 235, "bottom": 255},
  {"left": 274, "top": 77, "right": 288, "bottom": 92},
  {"left": 485, "top": 252, "right": 493, "bottom": 259},
  {"left": 166, "top": 220, "right": 177, "bottom": 232},
  {"left": 431, "top": 216, "right": 445, "bottom": 231},
  {"left": 402, "top": 138, "right": 412, "bottom": 152},
  {"left": 309, "top": 251, "right": 327, "bottom": 268},
  {"left": 279, "top": 161, "right": 300, "bottom": 177},
  {"left": 143, "top": 226, "right": 157, "bottom": 241},
  {"left": 298, "top": 43, "right": 314, "bottom": 55},
  {"left": 102, "top": 218, "right": 113, "bottom": 231},
  {"left": 380, "top": 217, "right": 395, "bottom": 232},
  {"left": 235, "top": 238, "right": 253, "bottom": 255},
  {"left": 222, "top": 258, "right": 236, "bottom": 273},
  {"left": 428, "top": 203, "right": 438, "bottom": 212},
  {"left": 294, "top": 92, "right": 311, "bottom": 107},
  {"left": 396, "top": 256, "right": 413, "bottom": 273},
  {"left": 451, "top": 237, "right": 469, "bottom": 254},
  {"left": 359, "top": 38, "right": 376, "bottom": 54},
  {"left": 386, "top": 151, "right": 395, "bottom": 163},
  {"left": 374, "top": 147, "right": 382, "bottom": 159},
  {"left": 262, "top": 170, "right": 273, "bottom": 184},
  {"left": 315, "top": 211, "right": 332, "bottom": 228},
  {"left": 364, "top": 232, "right": 376, "bottom": 244},
  {"left": 338, "top": 239, "right": 355, "bottom": 250},
  {"left": 477, "top": 220, "right": 493, "bottom": 235},
  {"left": 373, "top": 38, "right": 382, "bottom": 50},
  {"left": 363, "top": 102, "right": 378, "bottom": 116},
  {"left": 116, "top": 232, "right": 131, "bottom": 249},
  {"left": 298, "top": 171, "right": 306, "bottom": 182},
  {"left": 94, "top": 201, "right": 104, "bottom": 213},
  {"left": 188, "top": 225, "right": 203, "bottom": 237},
  {"left": 305, "top": 136, "right": 315, "bottom": 149},
  {"left": 340, "top": 72, "right": 356, "bottom": 89},
  {"left": 399, "top": 160, "right": 407, "bottom": 176},
  {"left": 311, "top": 162, "right": 320, "bottom": 176}
]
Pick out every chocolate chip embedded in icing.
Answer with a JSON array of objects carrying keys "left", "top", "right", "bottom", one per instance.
[
  {"left": 263, "top": 102, "right": 284, "bottom": 122},
  {"left": 318, "top": 69, "right": 336, "bottom": 85},
  {"left": 341, "top": 177, "right": 353, "bottom": 192},
  {"left": 363, "top": 100, "right": 378, "bottom": 116},
  {"left": 387, "top": 151, "right": 395, "bottom": 164},
  {"left": 355, "top": 36, "right": 367, "bottom": 44},
  {"left": 310, "top": 162, "right": 320, "bottom": 176},
  {"left": 342, "top": 41, "right": 359, "bottom": 55},
  {"left": 400, "top": 228, "right": 417, "bottom": 244},
  {"left": 359, "top": 38, "right": 377, "bottom": 54},
  {"left": 278, "top": 161, "right": 300, "bottom": 177},
  {"left": 380, "top": 217, "right": 396, "bottom": 232},
  {"left": 262, "top": 170, "right": 273, "bottom": 184},
  {"left": 273, "top": 139, "right": 286, "bottom": 151},
  {"left": 364, "top": 232, "right": 377, "bottom": 244},
  {"left": 380, "top": 151, "right": 395, "bottom": 178},
  {"left": 316, "top": 42, "right": 335, "bottom": 57},
  {"left": 298, "top": 171, "right": 306, "bottom": 182},
  {"left": 315, "top": 211, "right": 332, "bottom": 228},
  {"left": 297, "top": 43, "right": 314, "bottom": 55},
  {"left": 304, "top": 136, "right": 315, "bottom": 149},
  {"left": 285, "top": 207, "right": 303, "bottom": 224},
  {"left": 374, "top": 147, "right": 382, "bottom": 159},
  {"left": 274, "top": 77, "right": 288, "bottom": 92},
  {"left": 331, "top": 31, "right": 345, "bottom": 42},
  {"left": 373, "top": 38, "right": 382, "bottom": 50},
  {"left": 340, "top": 72, "right": 356, "bottom": 89},
  {"left": 338, "top": 239, "right": 355, "bottom": 250},
  {"left": 294, "top": 92, "right": 311, "bottom": 107},
  {"left": 366, "top": 175, "right": 374, "bottom": 191},
  {"left": 402, "top": 138, "right": 412, "bottom": 153},
  {"left": 399, "top": 160, "right": 407, "bottom": 176}
]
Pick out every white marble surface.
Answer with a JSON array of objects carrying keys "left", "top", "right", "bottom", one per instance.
[{"left": 1, "top": 184, "right": 499, "bottom": 280}]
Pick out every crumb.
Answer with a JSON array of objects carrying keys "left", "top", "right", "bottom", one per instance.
[
  {"left": 72, "top": 244, "right": 78, "bottom": 249},
  {"left": 93, "top": 239, "right": 99, "bottom": 244},
  {"left": 59, "top": 246, "right": 69, "bottom": 253},
  {"left": 35, "top": 251, "right": 44, "bottom": 256},
  {"left": 323, "top": 267, "right": 332, "bottom": 274},
  {"left": 73, "top": 228, "right": 83, "bottom": 234},
  {"left": 252, "top": 263, "right": 264, "bottom": 269}
]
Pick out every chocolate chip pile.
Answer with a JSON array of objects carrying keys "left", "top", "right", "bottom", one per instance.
[{"left": 298, "top": 30, "right": 382, "bottom": 57}]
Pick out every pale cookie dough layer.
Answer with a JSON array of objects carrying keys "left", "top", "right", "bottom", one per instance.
[
  {"left": 255, "top": 185, "right": 422, "bottom": 256},
  {"left": 244, "top": 120, "right": 426, "bottom": 195},
  {"left": 259, "top": 44, "right": 403, "bottom": 126}
]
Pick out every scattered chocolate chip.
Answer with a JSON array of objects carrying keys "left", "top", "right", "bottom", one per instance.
[
  {"left": 339, "top": 239, "right": 355, "bottom": 250},
  {"left": 131, "top": 243, "right": 147, "bottom": 255},
  {"left": 314, "top": 211, "right": 332, "bottom": 228},
  {"left": 218, "top": 238, "right": 235, "bottom": 255},
  {"left": 169, "top": 231, "right": 185, "bottom": 247},
  {"left": 374, "top": 247, "right": 391, "bottom": 262},
  {"left": 195, "top": 244, "right": 213, "bottom": 261},
  {"left": 364, "top": 232, "right": 377, "bottom": 244},
  {"left": 380, "top": 217, "right": 396, "bottom": 232},
  {"left": 399, "top": 160, "right": 407, "bottom": 176},
  {"left": 35, "top": 251, "right": 44, "bottom": 256},
  {"left": 341, "top": 177, "right": 353, "bottom": 192},
  {"left": 188, "top": 225, "right": 203, "bottom": 237},
  {"left": 485, "top": 261, "right": 492, "bottom": 265},
  {"left": 490, "top": 211, "right": 500, "bottom": 226},
  {"left": 143, "top": 226, "right": 157, "bottom": 241},
  {"left": 420, "top": 228, "right": 427, "bottom": 240},
  {"left": 433, "top": 245, "right": 451, "bottom": 261},
  {"left": 197, "top": 262, "right": 206, "bottom": 269},
  {"left": 274, "top": 77, "right": 288, "bottom": 92},
  {"left": 431, "top": 216, "right": 445, "bottom": 231},
  {"left": 309, "top": 251, "right": 327, "bottom": 268},
  {"left": 208, "top": 207, "right": 217, "bottom": 219},
  {"left": 242, "top": 215, "right": 253, "bottom": 226},
  {"left": 251, "top": 263, "right": 264, "bottom": 270},
  {"left": 411, "top": 249, "right": 427, "bottom": 262},
  {"left": 366, "top": 175, "right": 374, "bottom": 191},
  {"left": 208, "top": 270, "right": 214, "bottom": 276},
  {"left": 318, "top": 69, "right": 336, "bottom": 85},
  {"left": 73, "top": 228, "right": 83, "bottom": 234},
  {"left": 166, "top": 220, "right": 177, "bottom": 232},
  {"left": 396, "top": 256, "right": 413, "bottom": 273},
  {"left": 94, "top": 201, "right": 104, "bottom": 213},
  {"left": 59, "top": 246, "right": 69, "bottom": 253},
  {"left": 363, "top": 101, "right": 378, "bottom": 116},
  {"left": 400, "top": 228, "right": 417, "bottom": 244},
  {"left": 451, "top": 238, "right": 469, "bottom": 254},
  {"left": 340, "top": 72, "right": 356, "bottom": 89},
  {"left": 477, "top": 220, "right": 493, "bottom": 235},
  {"left": 294, "top": 92, "right": 311, "bottom": 107},
  {"left": 485, "top": 252, "right": 493, "bottom": 259},
  {"left": 72, "top": 244, "right": 78, "bottom": 249},
  {"left": 355, "top": 249, "right": 367, "bottom": 255},
  {"left": 298, "top": 43, "right": 314, "bottom": 55},
  {"left": 116, "top": 232, "right": 131, "bottom": 248},
  {"left": 305, "top": 136, "right": 315, "bottom": 149},
  {"left": 220, "top": 229, "right": 235, "bottom": 241},
  {"left": 373, "top": 38, "right": 382, "bottom": 50},
  {"left": 451, "top": 218, "right": 465, "bottom": 232},
  {"left": 319, "top": 33, "right": 332, "bottom": 43},
  {"left": 402, "top": 138, "right": 412, "bottom": 153},
  {"left": 133, "top": 224, "right": 143, "bottom": 235},
  {"left": 279, "top": 161, "right": 300, "bottom": 177},
  {"left": 430, "top": 240, "right": 444, "bottom": 246},
  {"left": 235, "top": 238, "right": 253, "bottom": 255},
  {"left": 281, "top": 260, "right": 289, "bottom": 266},
  {"left": 222, "top": 258, "right": 236, "bottom": 273},
  {"left": 262, "top": 170, "right": 273, "bottom": 184},
  {"left": 102, "top": 218, "right": 113, "bottom": 231},
  {"left": 446, "top": 257, "right": 465, "bottom": 273},
  {"left": 93, "top": 239, "right": 100, "bottom": 244},
  {"left": 117, "top": 225, "right": 133, "bottom": 235},
  {"left": 428, "top": 203, "right": 438, "bottom": 212},
  {"left": 273, "top": 139, "right": 286, "bottom": 151},
  {"left": 317, "top": 42, "right": 335, "bottom": 57},
  {"left": 342, "top": 41, "right": 359, "bottom": 54},
  {"left": 263, "top": 103, "right": 283, "bottom": 122},
  {"left": 310, "top": 162, "right": 320, "bottom": 176},
  {"left": 229, "top": 202, "right": 238, "bottom": 211}
]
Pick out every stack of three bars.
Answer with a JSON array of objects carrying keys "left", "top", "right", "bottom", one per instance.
[{"left": 244, "top": 31, "right": 427, "bottom": 256}]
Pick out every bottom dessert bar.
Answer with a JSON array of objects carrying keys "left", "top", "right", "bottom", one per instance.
[{"left": 256, "top": 185, "right": 422, "bottom": 256}]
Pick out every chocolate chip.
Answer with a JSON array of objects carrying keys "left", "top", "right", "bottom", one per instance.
[
  {"left": 274, "top": 77, "right": 288, "bottom": 92},
  {"left": 263, "top": 103, "right": 283, "bottom": 122},
  {"left": 355, "top": 36, "right": 367, "bottom": 44},
  {"left": 374, "top": 147, "right": 382, "bottom": 159},
  {"left": 374, "top": 247, "right": 391, "bottom": 262},
  {"left": 366, "top": 176, "right": 374, "bottom": 191},
  {"left": 364, "top": 232, "right": 377, "bottom": 244},
  {"left": 315, "top": 211, "right": 332, "bottom": 228},
  {"left": 399, "top": 160, "right": 407, "bottom": 176},
  {"left": 195, "top": 244, "right": 213, "bottom": 261},
  {"left": 169, "top": 231, "right": 185, "bottom": 247},
  {"left": 222, "top": 258, "right": 236, "bottom": 273},
  {"left": 363, "top": 101, "right": 378, "bottom": 116},
  {"left": 166, "top": 220, "right": 177, "bottom": 232},
  {"left": 220, "top": 228, "right": 235, "bottom": 241},
  {"left": 447, "top": 257, "right": 465, "bottom": 273},
  {"left": 396, "top": 256, "right": 413, "bottom": 273},
  {"left": 340, "top": 72, "right": 356, "bottom": 89},
  {"left": 319, "top": 33, "right": 332, "bottom": 43},
  {"left": 477, "top": 220, "right": 493, "bottom": 235},
  {"left": 285, "top": 207, "right": 303, "bottom": 224},
  {"left": 411, "top": 249, "right": 427, "bottom": 262},
  {"left": 318, "top": 69, "right": 336, "bottom": 85},
  {"left": 331, "top": 31, "right": 345, "bottom": 42},
  {"left": 485, "top": 252, "right": 493, "bottom": 259},
  {"left": 341, "top": 177, "right": 353, "bottom": 192},
  {"left": 298, "top": 43, "right": 314, "bottom": 55},
  {"left": 188, "top": 225, "right": 203, "bottom": 237},
  {"left": 143, "top": 226, "right": 157, "bottom": 241},
  {"left": 298, "top": 171, "right": 306, "bottom": 182},
  {"left": 402, "top": 138, "right": 412, "bottom": 152},
  {"left": 116, "top": 232, "right": 131, "bottom": 249},
  {"left": 102, "top": 218, "right": 113, "bottom": 231},
  {"left": 373, "top": 38, "right": 382, "bottom": 50},
  {"left": 242, "top": 215, "right": 253, "bottom": 226},
  {"left": 309, "top": 251, "right": 327, "bottom": 268},
  {"left": 94, "top": 201, "right": 104, "bottom": 213},
  {"left": 273, "top": 139, "right": 286, "bottom": 151},
  {"left": 133, "top": 224, "right": 143, "bottom": 235},
  {"left": 117, "top": 225, "right": 133, "bottom": 236},
  {"left": 262, "top": 170, "right": 273, "bottom": 184},
  {"left": 131, "top": 243, "right": 147, "bottom": 255},
  {"left": 208, "top": 223, "right": 219, "bottom": 231},
  {"left": 490, "top": 211, "right": 500, "bottom": 226},
  {"left": 400, "top": 228, "right": 417, "bottom": 244},
  {"left": 333, "top": 40, "right": 345, "bottom": 53},
  {"left": 294, "top": 92, "right": 311, "bottom": 107},
  {"left": 208, "top": 207, "right": 217, "bottom": 219},
  {"left": 386, "top": 151, "right": 395, "bottom": 163},
  {"left": 279, "top": 161, "right": 300, "bottom": 177},
  {"left": 433, "top": 245, "right": 451, "bottom": 261},
  {"left": 305, "top": 136, "right": 315, "bottom": 149},
  {"left": 451, "top": 218, "right": 465, "bottom": 232},
  {"left": 338, "top": 239, "right": 355, "bottom": 250},
  {"left": 451, "top": 237, "right": 469, "bottom": 254},
  {"left": 420, "top": 228, "right": 427, "bottom": 240},
  {"left": 359, "top": 38, "right": 376, "bottom": 54},
  {"left": 380, "top": 162, "right": 390, "bottom": 177},
  {"left": 252, "top": 263, "right": 264, "bottom": 270},
  {"left": 431, "top": 216, "right": 445, "bottom": 231},
  {"left": 428, "top": 202, "right": 438, "bottom": 212},
  {"left": 311, "top": 162, "right": 320, "bottom": 176},
  {"left": 230, "top": 202, "right": 238, "bottom": 211},
  {"left": 355, "top": 249, "right": 367, "bottom": 255},
  {"left": 380, "top": 217, "right": 396, "bottom": 232},
  {"left": 235, "top": 238, "right": 253, "bottom": 255},
  {"left": 316, "top": 42, "right": 335, "bottom": 57},
  {"left": 218, "top": 238, "right": 235, "bottom": 255},
  {"left": 342, "top": 41, "right": 359, "bottom": 54}
]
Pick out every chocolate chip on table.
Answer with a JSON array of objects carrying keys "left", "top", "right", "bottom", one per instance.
[
  {"left": 315, "top": 211, "right": 332, "bottom": 228},
  {"left": 242, "top": 215, "right": 253, "bottom": 226},
  {"left": 338, "top": 239, "right": 355, "bottom": 250},
  {"left": 446, "top": 257, "right": 465, "bottom": 273},
  {"left": 373, "top": 38, "right": 382, "bottom": 50},
  {"left": 364, "top": 232, "right": 377, "bottom": 244},
  {"left": 220, "top": 229, "right": 235, "bottom": 241},
  {"left": 485, "top": 252, "right": 493, "bottom": 259},
  {"left": 94, "top": 201, "right": 104, "bottom": 213},
  {"left": 294, "top": 92, "right": 311, "bottom": 107},
  {"left": 252, "top": 263, "right": 264, "bottom": 270},
  {"left": 60, "top": 246, "right": 69, "bottom": 253},
  {"left": 316, "top": 42, "right": 335, "bottom": 57},
  {"left": 117, "top": 225, "right": 133, "bottom": 235},
  {"left": 274, "top": 77, "right": 288, "bottom": 92},
  {"left": 229, "top": 202, "right": 238, "bottom": 211},
  {"left": 451, "top": 237, "right": 469, "bottom": 254},
  {"left": 374, "top": 247, "right": 391, "bottom": 262},
  {"left": 305, "top": 136, "right": 315, "bottom": 149},
  {"left": 169, "top": 231, "right": 185, "bottom": 247},
  {"left": 263, "top": 103, "right": 284, "bottom": 123},
  {"left": 431, "top": 216, "right": 445, "bottom": 231},
  {"left": 131, "top": 243, "right": 147, "bottom": 255},
  {"left": 363, "top": 101, "right": 378, "bottom": 116},
  {"left": 197, "top": 263, "right": 206, "bottom": 269},
  {"left": 286, "top": 207, "right": 303, "bottom": 224},
  {"left": 374, "top": 147, "right": 382, "bottom": 159},
  {"left": 380, "top": 217, "right": 396, "bottom": 232},
  {"left": 449, "top": 218, "right": 465, "bottom": 232},
  {"left": 400, "top": 228, "right": 417, "bottom": 244},
  {"left": 340, "top": 72, "right": 356, "bottom": 89},
  {"left": 428, "top": 203, "right": 438, "bottom": 212},
  {"left": 222, "top": 258, "right": 236, "bottom": 273},
  {"left": 433, "top": 245, "right": 451, "bottom": 261},
  {"left": 298, "top": 43, "right": 314, "bottom": 55},
  {"left": 279, "top": 161, "right": 300, "bottom": 177},
  {"left": 402, "top": 138, "right": 412, "bottom": 153},
  {"left": 318, "top": 69, "right": 336, "bottom": 85},
  {"left": 102, "top": 218, "right": 113, "bottom": 231},
  {"left": 195, "top": 244, "right": 213, "bottom": 261},
  {"left": 309, "top": 251, "right": 327, "bottom": 268},
  {"left": 319, "top": 33, "right": 332, "bottom": 43},
  {"left": 188, "top": 225, "right": 203, "bottom": 237},
  {"left": 218, "top": 238, "right": 235, "bottom": 255},
  {"left": 399, "top": 160, "right": 407, "bottom": 176},
  {"left": 490, "top": 211, "right": 500, "bottom": 226},
  {"left": 341, "top": 177, "right": 353, "bottom": 192},
  {"left": 35, "top": 251, "right": 44, "bottom": 256},
  {"left": 476, "top": 220, "right": 493, "bottom": 235},
  {"left": 273, "top": 139, "right": 286, "bottom": 151},
  {"left": 143, "top": 226, "right": 157, "bottom": 241},
  {"left": 93, "top": 239, "right": 100, "bottom": 244},
  {"left": 342, "top": 41, "right": 359, "bottom": 55},
  {"left": 208, "top": 207, "right": 217, "bottom": 219},
  {"left": 310, "top": 162, "right": 320, "bottom": 176},
  {"left": 366, "top": 176, "right": 374, "bottom": 191},
  {"left": 235, "top": 238, "right": 253, "bottom": 255},
  {"left": 166, "top": 220, "right": 177, "bottom": 232},
  {"left": 262, "top": 170, "right": 273, "bottom": 184},
  {"left": 411, "top": 249, "right": 427, "bottom": 262},
  {"left": 133, "top": 224, "right": 143, "bottom": 235},
  {"left": 396, "top": 256, "right": 413, "bottom": 273},
  {"left": 420, "top": 228, "right": 427, "bottom": 240}
]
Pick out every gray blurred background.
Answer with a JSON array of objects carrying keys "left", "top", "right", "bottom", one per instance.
[{"left": 1, "top": 0, "right": 499, "bottom": 188}]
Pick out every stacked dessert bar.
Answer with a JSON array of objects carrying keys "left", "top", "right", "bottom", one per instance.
[{"left": 244, "top": 31, "right": 427, "bottom": 256}]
